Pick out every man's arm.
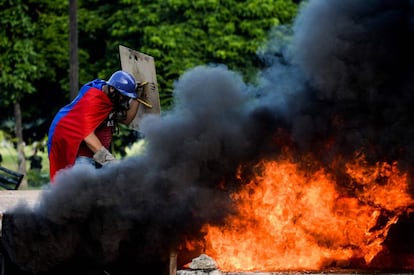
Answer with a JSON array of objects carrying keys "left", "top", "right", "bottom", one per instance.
[
  {"left": 120, "top": 99, "right": 140, "bottom": 126},
  {"left": 84, "top": 132, "right": 104, "bottom": 153}
]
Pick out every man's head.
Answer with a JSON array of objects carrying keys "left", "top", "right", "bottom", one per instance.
[
  {"left": 107, "top": 71, "right": 137, "bottom": 120},
  {"left": 107, "top": 70, "right": 137, "bottom": 99}
]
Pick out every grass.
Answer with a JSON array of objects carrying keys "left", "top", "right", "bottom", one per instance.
[
  {"left": 0, "top": 137, "right": 50, "bottom": 189},
  {"left": 0, "top": 143, "right": 48, "bottom": 172}
]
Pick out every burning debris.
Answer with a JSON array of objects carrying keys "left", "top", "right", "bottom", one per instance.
[
  {"left": 177, "top": 254, "right": 221, "bottom": 275},
  {"left": 188, "top": 254, "right": 218, "bottom": 270},
  {"left": 2, "top": 0, "right": 414, "bottom": 274}
]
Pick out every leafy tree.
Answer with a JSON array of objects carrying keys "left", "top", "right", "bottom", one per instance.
[
  {"left": 0, "top": 0, "right": 42, "bottom": 105},
  {"left": 22, "top": 0, "right": 70, "bottom": 142},
  {"left": 0, "top": 0, "right": 69, "bottom": 141},
  {"left": 0, "top": 0, "right": 46, "bottom": 186}
]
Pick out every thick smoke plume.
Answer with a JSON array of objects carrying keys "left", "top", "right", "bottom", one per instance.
[
  {"left": 289, "top": 0, "right": 414, "bottom": 168},
  {"left": 2, "top": 0, "right": 414, "bottom": 274}
]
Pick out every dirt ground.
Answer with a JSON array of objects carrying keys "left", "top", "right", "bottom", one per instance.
[{"left": 0, "top": 190, "right": 42, "bottom": 214}]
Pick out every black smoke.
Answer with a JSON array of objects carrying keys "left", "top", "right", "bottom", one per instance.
[
  {"left": 289, "top": 0, "right": 414, "bottom": 168},
  {"left": 3, "top": 0, "right": 414, "bottom": 274}
]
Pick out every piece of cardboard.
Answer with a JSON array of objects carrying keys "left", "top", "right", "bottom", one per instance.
[{"left": 119, "top": 45, "right": 161, "bottom": 131}]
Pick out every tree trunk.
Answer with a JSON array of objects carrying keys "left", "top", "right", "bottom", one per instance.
[
  {"left": 69, "top": 0, "right": 79, "bottom": 100},
  {"left": 14, "top": 102, "right": 28, "bottom": 189}
]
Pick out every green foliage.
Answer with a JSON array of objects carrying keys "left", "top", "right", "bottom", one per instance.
[
  {"left": 0, "top": 0, "right": 42, "bottom": 104},
  {"left": 28, "top": 0, "right": 69, "bottom": 82},
  {"left": 0, "top": 0, "right": 70, "bottom": 140}
]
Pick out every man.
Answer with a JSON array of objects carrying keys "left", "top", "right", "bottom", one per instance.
[{"left": 47, "top": 70, "right": 140, "bottom": 181}]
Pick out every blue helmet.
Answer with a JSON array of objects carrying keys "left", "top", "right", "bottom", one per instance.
[{"left": 107, "top": 70, "right": 137, "bottom": 98}]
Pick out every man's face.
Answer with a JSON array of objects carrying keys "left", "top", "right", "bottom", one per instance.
[
  {"left": 119, "top": 94, "right": 130, "bottom": 110},
  {"left": 109, "top": 87, "right": 130, "bottom": 110}
]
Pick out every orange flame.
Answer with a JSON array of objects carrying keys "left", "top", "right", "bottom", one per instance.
[{"left": 200, "top": 154, "right": 413, "bottom": 272}]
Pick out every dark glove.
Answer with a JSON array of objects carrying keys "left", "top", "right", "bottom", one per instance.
[{"left": 93, "top": 147, "right": 116, "bottom": 165}]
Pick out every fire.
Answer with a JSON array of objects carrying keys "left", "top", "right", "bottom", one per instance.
[{"left": 200, "top": 154, "right": 413, "bottom": 272}]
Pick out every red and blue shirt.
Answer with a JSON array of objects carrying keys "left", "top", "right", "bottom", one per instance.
[{"left": 47, "top": 80, "right": 113, "bottom": 181}]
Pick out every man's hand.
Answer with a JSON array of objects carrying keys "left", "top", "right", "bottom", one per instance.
[
  {"left": 93, "top": 147, "right": 116, "bottom": 165},
  {"left": 135, "top": 81, "right": 154, "bottom": 109}
]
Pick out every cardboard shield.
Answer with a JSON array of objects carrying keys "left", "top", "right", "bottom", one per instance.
[{"left": 119, "top": 45, "right": 161, "bottom": 131}]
